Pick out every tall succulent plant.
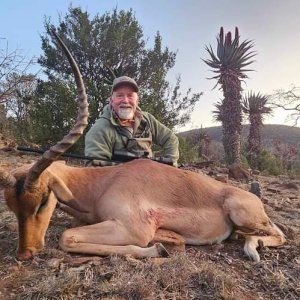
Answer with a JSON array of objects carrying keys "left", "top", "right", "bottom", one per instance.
[
  {"left": 204, "top": 27, "right": 256, "bottom": 164},
  {"left": 242, "top": 91, "right": 272, "bottom": 169}
]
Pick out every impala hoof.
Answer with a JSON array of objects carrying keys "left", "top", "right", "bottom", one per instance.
[{"left": 156, "top": 243, "right": 170, "bottom": 257}]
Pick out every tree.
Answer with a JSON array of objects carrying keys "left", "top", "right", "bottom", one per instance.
[
  {"left": 204, "top": 27, "right": 256, "bottom": 165},
  {"left": 36, "top": 6, "right": 201, "bottom": 140},
  {"left": 241, "top": 91, "right": 272, "bottom": 169},
  {"left": 273, "top": 139, "right": 298, "bottom": 171},
  {"left": 29, "top": 78, "right": 79, "bottom": 149},
  {"left": 271, "top": 86, "right": 300, "bottom": 126},
  {"left": 0, "top": 40, "right": 35, "bottom": 104},
  {"left": 177, "top": 136, "right": 198, "bottom": 164},
  {"left": 190, "top": 126, "right": 211, "bottom": 160},
  {"left": 0, "top": 104, "right": 6, "bottom": 134},
  {"left": 4, "top": 73, "right": 37, "bottom": 139}
]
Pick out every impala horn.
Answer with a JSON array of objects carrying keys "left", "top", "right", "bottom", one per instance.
[{"left": 24, "top": 31, "right": 88, "bottom": 190}]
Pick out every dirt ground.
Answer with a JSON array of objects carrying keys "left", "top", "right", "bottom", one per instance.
[{"left": 0, "top": 150, "right": 299, "bottom": 300}]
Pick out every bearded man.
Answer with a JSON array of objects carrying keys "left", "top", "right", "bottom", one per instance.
[{"left": 85, "top": 76, "right": 179, "bottom": 166}]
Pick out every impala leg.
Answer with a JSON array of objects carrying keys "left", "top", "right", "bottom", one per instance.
[
  {"left": 57, "top": 203, "right": 92, "bottom": 224},
  {"left": 235, "top": 221, "right": 285, "bottom": 262},
  {"left": 151, "top": 228, "right": 186, "bottom": 252},
  {"left": 59, "top": 220, "right": 169, "bottom": 258},
  {"left": 243, "top": 231, "right": 285, "bottom": 262},
  {"left": 225, "top": 195, "right": 286, "bottom": 262}
]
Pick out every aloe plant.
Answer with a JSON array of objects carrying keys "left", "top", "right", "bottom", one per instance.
[
  {"left": 204, "top": 27, "right": 256, "bottom": 164},
  {"left": 242, "top": 91, "right": 272, "bottom": 169}
]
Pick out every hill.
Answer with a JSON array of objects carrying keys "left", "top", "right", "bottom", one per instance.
[{"left": 179, "top": 124, "right": 300, "bottom": 148}]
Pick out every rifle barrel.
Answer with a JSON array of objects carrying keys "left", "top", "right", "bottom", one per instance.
[{"left": 16, "top": 146, "right": 174, "bottom": 166}]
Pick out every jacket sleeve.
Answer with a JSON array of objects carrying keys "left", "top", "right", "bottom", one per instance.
[
  {"left": 84, "top": 118, "right": 115, "bottom": 166},
  {"left": 145, "top": 113, "right": 179, "bottom": 166}
]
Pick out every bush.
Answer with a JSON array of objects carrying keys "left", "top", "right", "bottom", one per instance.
[
  {"left": 260, "top": 149, "right": 284, "bottom": 175},
  {"left": 240, "top": 154, "right": 250, "bottom": 170},
  {"left": 178, "top": 136, "right": 198, "bottom": 164},
  {"left": 290, "top": 160, "right": 300, "bottom": 176}
]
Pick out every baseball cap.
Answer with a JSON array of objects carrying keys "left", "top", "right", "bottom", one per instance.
[{"left": 112, "top": 76, "right": 139, "bottom": 93}]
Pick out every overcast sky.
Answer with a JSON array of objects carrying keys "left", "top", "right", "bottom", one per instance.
[{"left": 1, "top": 0, "right": 300, "bottom": 131}]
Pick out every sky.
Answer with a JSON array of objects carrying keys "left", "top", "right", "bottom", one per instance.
[{"left": 1, "top": 0, "right": 300, "bottom": 132}]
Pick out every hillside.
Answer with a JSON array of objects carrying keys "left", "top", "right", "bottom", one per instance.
[{"left": 179, "top": 124, "right": 300, "bottom": 148}]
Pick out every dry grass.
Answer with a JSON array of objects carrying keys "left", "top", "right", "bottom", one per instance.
[{"left": 2, "top": 253, "right": 245, "bottom": 300}]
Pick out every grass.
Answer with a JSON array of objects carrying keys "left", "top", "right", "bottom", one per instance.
[{"left": 7, "top": 253, "right": 246, "bottom": 300}]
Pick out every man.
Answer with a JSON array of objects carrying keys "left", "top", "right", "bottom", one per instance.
[{"left": 85, "top": 76, "right": 179, "bottom": 166}]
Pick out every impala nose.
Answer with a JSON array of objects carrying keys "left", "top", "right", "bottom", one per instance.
[{"left": 16, "top": 249, "right": 34, "bottom": 261}]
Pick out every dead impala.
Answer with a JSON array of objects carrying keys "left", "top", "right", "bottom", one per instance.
[{"left": 0, "top": 33, "right": 285, "bottom": 263}]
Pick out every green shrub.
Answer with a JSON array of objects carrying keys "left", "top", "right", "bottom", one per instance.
[
  {"left": 178, "top": 136, "right": 198, "bottom": 164},
  {"left": 290, "top": 160, "right": 300, "bottom": 176},
  {"left": 260, "top": 149, "right": 283, "bottom": 175},
  {"left": 240, "top": 154, "right": 250, "bottom": 169}
]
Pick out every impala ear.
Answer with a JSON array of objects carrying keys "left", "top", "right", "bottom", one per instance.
[
  {"left": 0, "top": 168, "right": 16, "bottom": 188},
  {"left": 47, "top": 171, "right": 87, "bottom": 213}
]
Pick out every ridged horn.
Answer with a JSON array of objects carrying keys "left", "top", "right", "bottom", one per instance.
[
  {"left": 24, "top": 31, "right": 89, "bottom": 189},
  {"left": 0, "top": 167, "right": 16, "bottom": 188}
]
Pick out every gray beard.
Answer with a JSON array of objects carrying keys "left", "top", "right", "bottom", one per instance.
[{"left": 117, "top": 108, "right": 134, "bottom": 119}]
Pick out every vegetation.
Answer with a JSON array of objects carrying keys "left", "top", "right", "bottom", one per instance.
[
  {"left": 178, "top": 136, "right": 198, "bottom": 164},
  {"left": 0, "top": 40, "right": 35, "bottom": 105},
  {"left": 271, "top": 86, "right": 300, "bottom": 126},
  {"left": 1, "top": 7, "right": 202, "bottom": 151},
  {"left": 179, "top": 124, "right": 300, "bottom": 175},
  {"left": 241, "top": 91, "right": 272, "bottom": 170},
  {"left": 260, "top": 149, "right": 283, "bottom": 175},
  {"left": 38, "top": 7, "right": 201, "bottom": 130},
  {"left": 0, "top": 39, "right": 36, "bottom": 136},
  {"left": 191, "top": 126, "right": 211, "bottom": 160},
  {"left": 204, "top": 27, "right": 256, "bottom": 165},
  {"left": 1, "top": 8, "right": 299, "bottom": 172}
]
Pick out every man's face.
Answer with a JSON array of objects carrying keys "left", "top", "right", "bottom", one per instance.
[{"left": 110, "top": 85, "right": 139, "bottom": 120}]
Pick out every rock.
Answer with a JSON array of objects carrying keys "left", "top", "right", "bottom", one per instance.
[
  {"left": 281, "top": 182, "right": 299, "bottom": 190},
  {"left": 208, "top": 170, "right": 217, "bottom": 176},
  {"left": 266, "top": 186, "right": 281, "bottom": 193},
  {"left": 249, "top": 181, "right": 261, "bottom": 198},
  {"left": 228, "top": 164, "right": 250, "bottom": 181},
  {"left": 47, "top": 258, "right": 63, "bottom": 268},
  {"left": 215, "top": 174, "right": 228, "bottom": 183},
  {"left": 217, "top": 167, "right": 229, "bottom": 174}
]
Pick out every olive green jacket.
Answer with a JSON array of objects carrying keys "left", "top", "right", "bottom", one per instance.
[{"left": 85, "top": 105, "right": 179, "bottom": 166}]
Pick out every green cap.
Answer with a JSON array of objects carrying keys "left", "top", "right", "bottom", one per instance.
[{"left": 112, "top": 76, "right": 139, "bottom": 93}]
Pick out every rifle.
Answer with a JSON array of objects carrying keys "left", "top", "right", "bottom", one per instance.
[
  {"left": 112, "top": 150, "right": 174, "bottom": 165},
  {"left": 16, "top": 147, "right": 174, "bottom": 166}
]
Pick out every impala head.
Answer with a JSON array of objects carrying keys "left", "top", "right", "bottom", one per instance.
[
  {"left": 0, "top": 31, "right": 88, "bottom": 260},
  {"left": 1, "top": 167, "right": 57, "bottom": 259}
]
